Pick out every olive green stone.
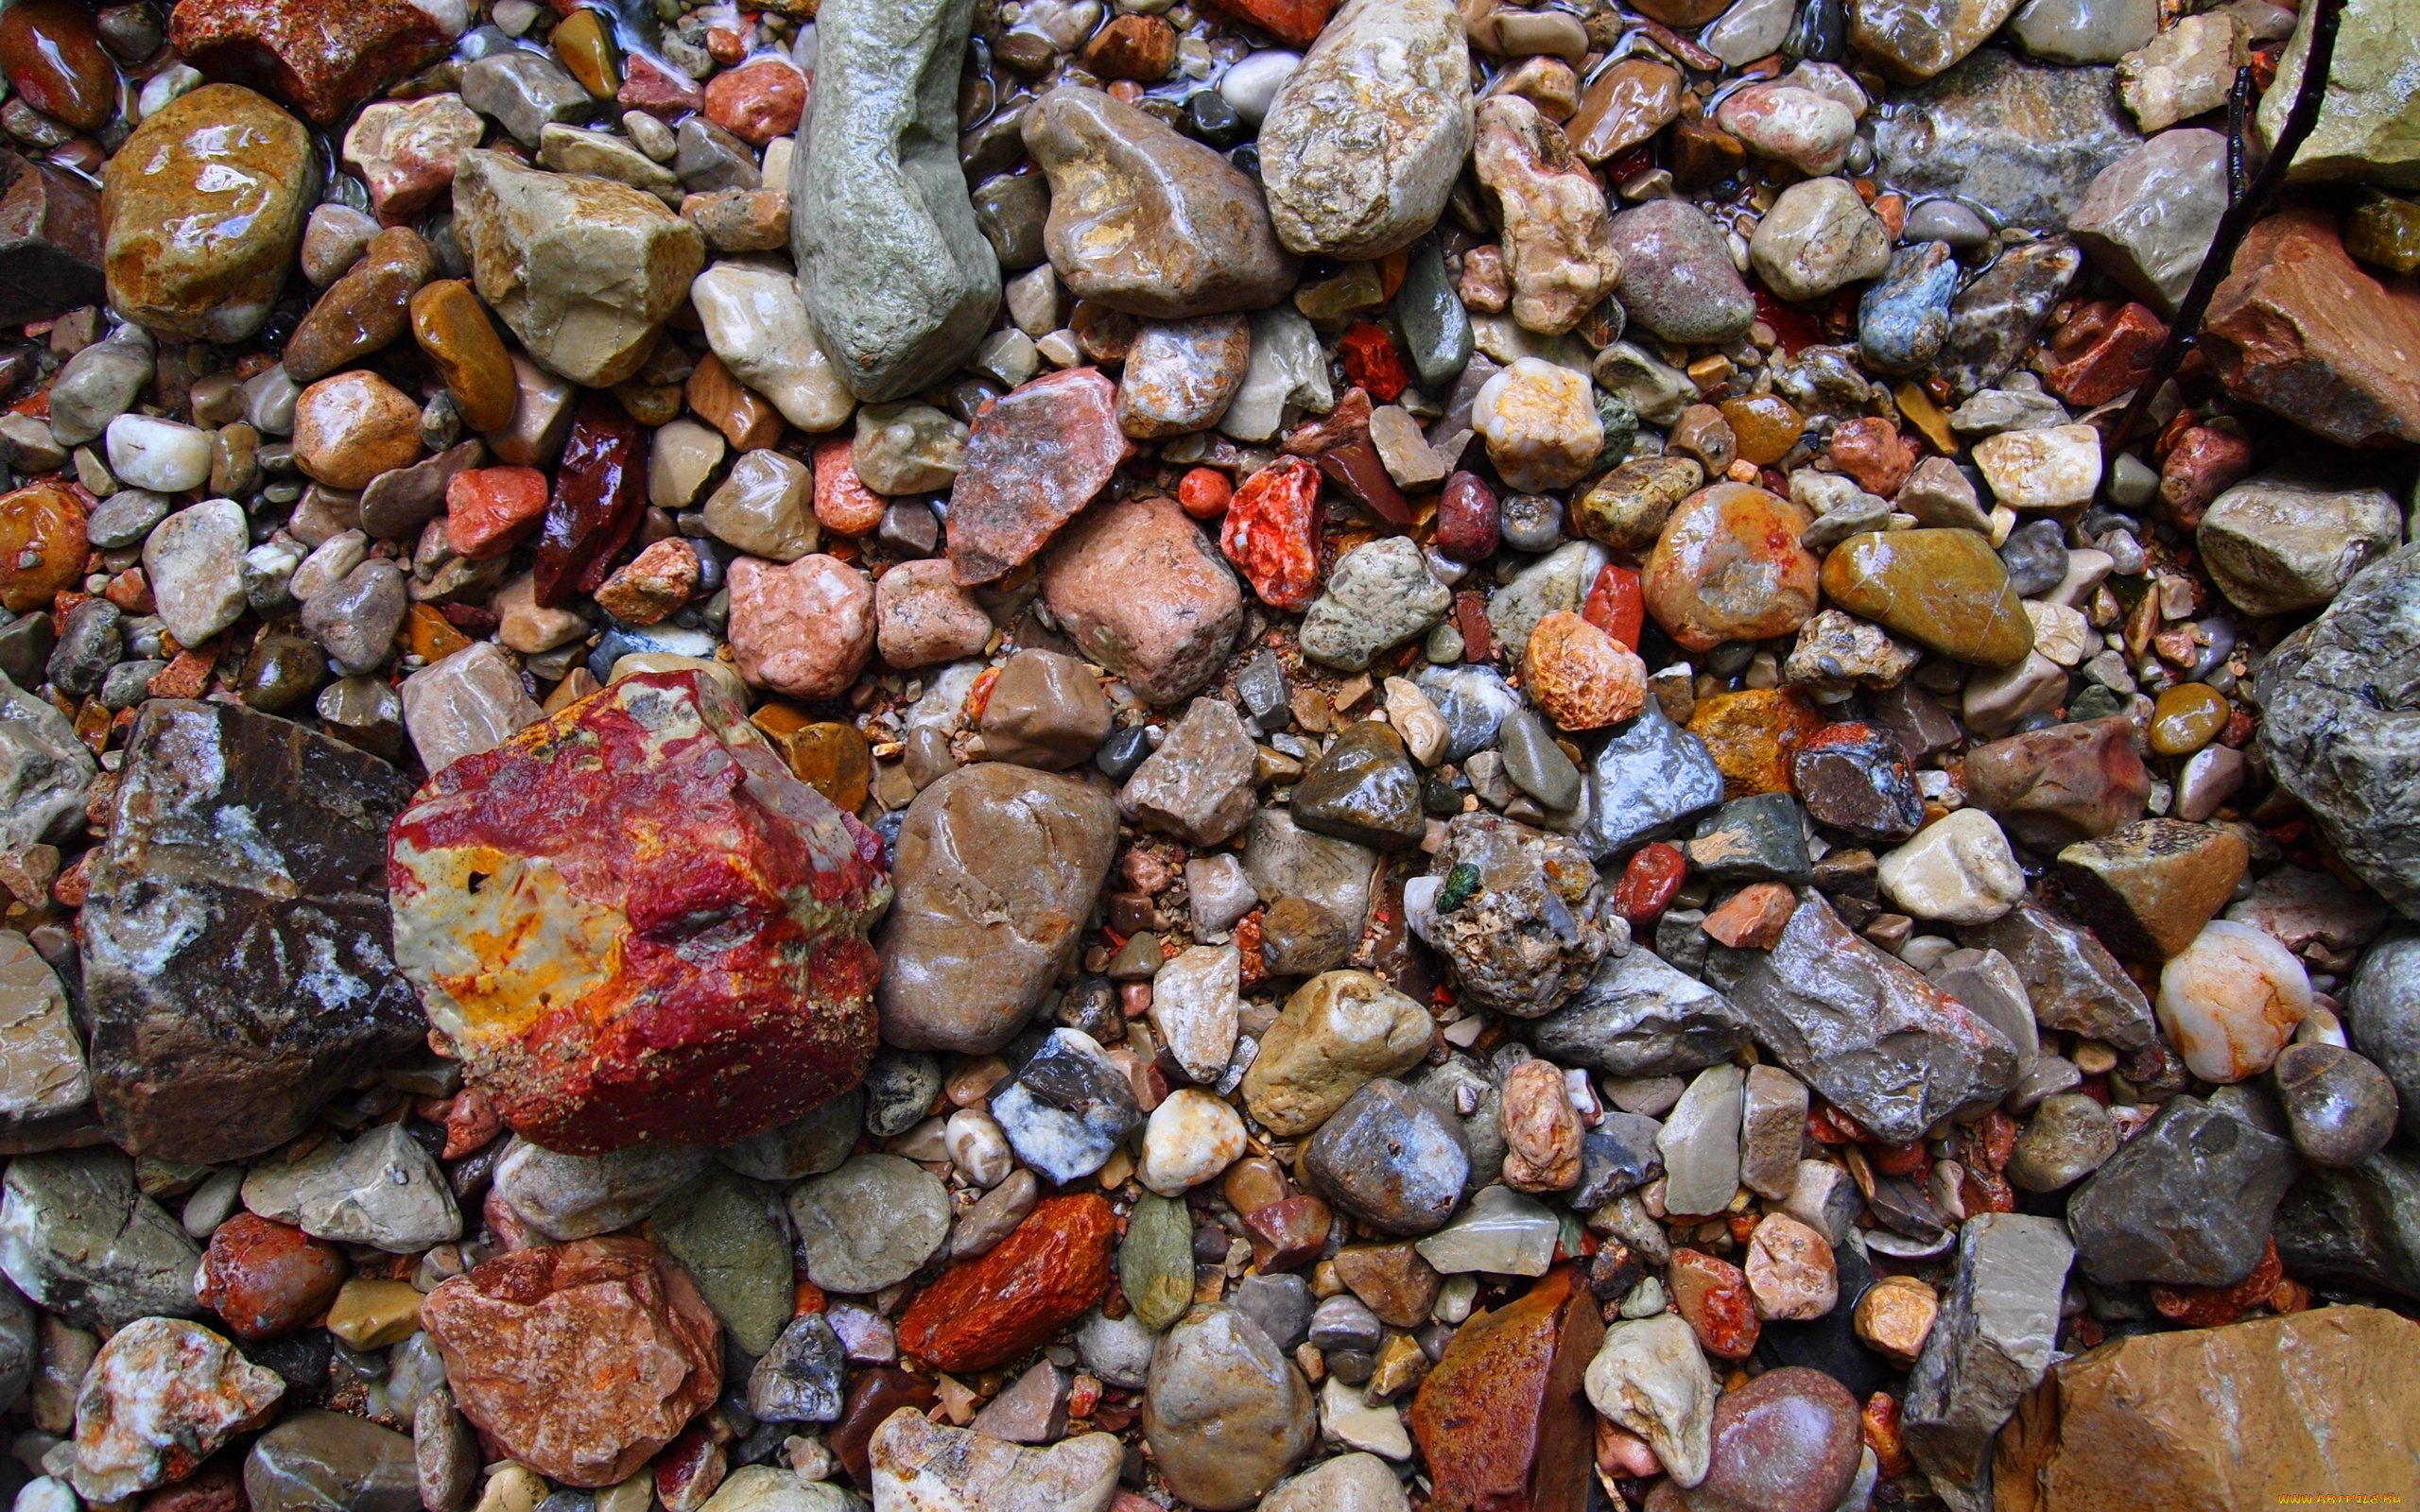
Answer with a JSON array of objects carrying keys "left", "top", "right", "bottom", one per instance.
[
  {"left": 651, "top": 1169, "right": 793, "bottom": 1355},
  {"left": 1291, "top": 722, "right": 1426, "bottom": 850},
  {"left": 1121, "top": 1190, "right": 1195, "bottom": 1332},
  {"left": 1818, "top": 529, "right": 2035, "bottom": 668}
]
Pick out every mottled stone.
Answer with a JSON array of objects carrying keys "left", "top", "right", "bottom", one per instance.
[
  {"left": 101, "top": 85, "right": 311, "bottom": 342},
  {"left": 1875, "top": 52, "right": 2139, "bottom": 230},
  {"left": 2067, "top": 1094, "right": 2301, "bottom": 1285},
  {"left": 1408, "top": 1264, "right": 1601, "bottom": 1512}
]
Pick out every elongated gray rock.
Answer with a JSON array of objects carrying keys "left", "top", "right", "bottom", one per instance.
[
  {"left": 1731, "top": 892, "right": 2019, "bottom": 1144},
  {"left": 792, "top": 0, "right": 1000, "bottom": 401},
  {"left": 2256, "top": 544, "right": 2420, "bottom": 918},
  {"left": 1258, "top": 0, "right": 1474, "bottom": 260},
  {"left": 2066, "top": 1094, "right": 2302, "bottom": 1285},
  {"left": 1531, "top": 948, "right": 1750, "bottom": 1078},
  {"left": 0, "top": 1148, "right": 200, "bottom": 1329},
  {"left": 1904, "top": 1213, "right": 2075, "bottom": 1512}
]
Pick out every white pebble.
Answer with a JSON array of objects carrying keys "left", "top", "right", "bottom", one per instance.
[
  {"left": 944, "top": 1108, "right": 1013, "bottom": 1188},
  {"left": 104, "top": 414, "right": 212, "bottom": 493},
  {"left": 1219, "top": 50, "right": 1302, "bottom": 126},
  {"left": 2157, "top": 919, "right": 2310, "bottom": 1083},
  {"left": 1876, "top": 810, "right": 2025, "bottom": 925},
  {"left": 1137, "top": 1088, "right": 1246, "bottom": 1196}
]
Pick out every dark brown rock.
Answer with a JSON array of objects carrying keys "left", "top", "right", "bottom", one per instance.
[
  {"left": 1964, "top": 716, "right": 2152, "bottom": 850},
  {"left": 0, "top": 149, "right": 102, "bottom": 325},
  {"left": 168, "top": 0, "right": 455, "bottom": 126},
  {"left": 978, "top": 649, "right": 1113, "bottom": 769}
]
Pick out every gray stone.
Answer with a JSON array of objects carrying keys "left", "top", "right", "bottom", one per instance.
[
  {"left": 1530, "top": 947, "right": 1750, "bottom": 1078},
  {"left": 1876, "top": 52, "right": 2138, "bottom": 231},
  {"left": 990, "top": 1027, "right": 1143, "bottom": 1185},
  {"left": 1933, "top": 240, "right": 2084, "bottom": 399},
  {"left": 868, "top": 1414, "right": 1120, "bottom": 1512},
  {"left": 717, "top": 1091, "right": 865, "bottom": 1182},
  {"left": 747, "top": 1314, "right": 847, "bottom": 1423},
  {"left": 1143, "top": 1305, "right": 1316, "bottom": 1510},
  {"left": 245, "top": 1411, "right": 418, "bottom": 1512},
  {"left": 1732, "top": 892, "right": 2020, "bottom": 1144},
  {"left": 1903, "top": 1213, "right": 2075, "bottom": 1512},
  {"left": 412, "top": 1391, "right": 475, "bottom": 1512},
  {"left": 1962, "top": 900, "right": 2158, "bottom": 1051},
  {"left": 0, "top": 1149, "right": 199, "bottom": 1329},
  {"left": 2256, "top": 0, "right": 2420, "bottom": 190},
  {"left": 1259, "top": 0, "right": 1474, "bottom": 261},
  {"left": 1259, "top": 1453, "right": 1410, "bottom": 1512},
  {"left": 0, "top": 672, "right": 93, "bottom": 850},
  {"left": 1244, "top": 808, "right": 1377, "bottom": 937},
  {"left": 1411, "top": 1183, "right": 1562, "bottom": 1276},
  {"left": 1410, "top": 663, "right": 1517, "bottom": 765},
  {"left": 2008, "top": 0, "right": 2158, "bottom": 62},
  {"left": 1308, "top": 1295, "right": 1384, "bottom": 1353},
  {"left": 1219, "top": 304, "right": 1331, "bottom": 442},
  {"left": 2069, "top": 129, "right": 2226, "bottom": 315},
  {"left": 493, "top": 1139, "right": 712, "bottom": 1240},
  {"left": 1576, "top": 703, "right": 1727, "bottom": 861},
  {"left": 1739, "top": 1065, "right": 1808, "bottom": 1201},
  {"left": 300, "top": 559, "right": 406, "bottom": 675},
  {"left": 970, "top": 1360, "right": 1070, "bottom": 1444},
  {"left": 1572, "top": 1111, "right": 1666, "bottom": 1208},
  {"left": 1300, "top": 537, "right": 1449, "bottom": 672},
  {"left": 786, "top": 1154, "right": 951, "bottom": 1294},
  {"left": 1705, "top": 0, "right": 1797, "bottom": 64},
  {"left": 1486, "top": 540, "right": 1606, "bottom": 665},
  {"left": 0, "top": 931, "right": 90, "bottom": 1154},
  {"left": 1117, "top": 696, "right": 1259, "bottom": 845},
  {"left": 1496, "top": 709, "right": 1583, "bottom": 814},
  {"left": 2347, "top": 930, "right": 2420, "bottom": 1142},
  {"left": 1077, "top": 1307, "right": 1156, "bottom": 1388},
  {"left": 2067, "top": 1094, "right": 2302, "bottom": 1285},
  {"left": 1231, "top": 1273, "right": 1314, "bottom": 1353},
  {"left": 792, "top": 0, "right": 1000, "bottom": 400},
  {"left": 1656, "top": 1064, "right": 1743, "bottom": 1217},
  {"left": 863, "top": 1050, "right": 943, "bottom": 1138},
  {"left": 1303, "top": 1078, "right": 1471, "bottom": 1235},
  {"left": 1409, "top": 1057, "right": 1506, "bottom": 1193},
  {"left": 2199, "top": 472, "right": 2404, "bottom": 620},
  {"left": 1927, "top": 948, "right": 2040, "bottom": 1083},
  {"left": 2273, "top": 1043, "right": 2400, "bottom": 1169},
  {"left": 2256, "top": 544, "right": 2420, "bottom": 917},
  {"left": 1584, "top": 1313, "right": 1715, "bottom": 1489},
  {"left": 2272, "top": 1143, "right": 2420, "bottom": 1301},
  {"left": 458, "top": 51, "right": 591, "bottom": 147},
  {"left": 1409, "top": 814, "right": 1616, "bottom": 1016},
  {"left": 1748, "top": 177, "right": 1891, "bottom": 303},
  {"left": 243, "top": 1124, "right": 459, "bottom": 1253},
  {"left": 46, "top": 330, "right": 154, "bottom": 449},
  {"left": 2006, "top": 1092, "right": 2118, "bottom": 1191},
  {"left": 651, "top": 1168, "right": 793, "bottom": 1355}
]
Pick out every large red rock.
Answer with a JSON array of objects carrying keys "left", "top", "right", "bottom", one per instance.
[
  {"left": 2202, "top": 208, "right": 2420, "bottom": 447},
  {"left": 1220, "top": 455, "right": 1322, "bottom": 611},
  {"left": 1409, "top": 1264, "right": 1605, "bottom": 1512},
  {"left": 946, "top": 368, "right": 1132, "bottom": 585},
  {"left": 896, "top": 1194, "right": 1116, "bottom": 1372},
  {"left": 421, "top": 1237, "right": 721, "bottom": 1487},
  {"left": 388, "top": 671, "right": 890, "bottom": 1155},
  {"left": 168, "top": 0, "right": 457, "bottom": 126}
]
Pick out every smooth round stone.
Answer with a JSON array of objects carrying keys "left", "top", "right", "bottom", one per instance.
[
  {"left": 1303, "top": 1078, "right": 1471, "bottom": 1235},
  {"left": 786, "top": 1155, "right": 952, "bottom": 1295},
  {"left": 1819, "top": 529, "right": 2034, "bottom": 668},
  {"left": 1688, "top": 1366, "right": 1862, "bottom": 1512},
  {"left": 1607, "top": 199, "right": 1757, "bottom": 345},
  {"left": 1903, "top": 198, "right": 1991, "bottom": 249},
  {"left": 2006, "top": 1091, "right": 2118, "bottom": 1191},
  {"left": 1499, "top": 492, "right": 1565, "bottom": 553},
  {"left": 2273, "top": 1042, "right": 2400, "bottom": 1168},
  {"left": 864, "top": 1051, "right": 943, "bottom": 1137},
  {"left": 1474, "top": 358, "right": 1601, "bottom": 492},
  {"left": 2150, "top": 682, "right": 2230, "bottom": 757},
  {"left": 1139, "top": 1089, "right": 1248, "bottom": 1196},
  {"left": 0, "top": 0, "right": 117, "bottom": 131},
  {"left": 1748, "top": 177, "right": 1889, "bottom": 302},
  {"left": 2156, "top": 919, "right": 2312, "bottom": 1083},
  {"left": 103, "top": 416, "right": 211, "bottom": 493},
  {"left": 1219, "top": 50, "right": 1301, "bottom": 125},
  {"left": 1144, "top": 1305, "right": 1317, "bottom": 1511},
  {"left": 1642, "top": 483, "right": 1820, "bottom": 653}
]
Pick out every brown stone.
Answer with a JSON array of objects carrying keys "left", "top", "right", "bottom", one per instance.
[
  {"left": 168, "top": 0, "right": 453, "bottom": 125},
  {"left": 0, "top": 481, "right": 86, "bottom": 614},
  {"left": 0, "top": 149, "right": 103, "bottom": 325},
  {"left": 749, "top": 706, "right": 873, "bottom": 813},
  {"left": 1819, "top": 530, "right": 2035, "bottom": 669},
  {"left": 979, "top": 649, "right": 1114, "bottom": 770},
  {"left": 1040, "top": 492, "right": 1243, "bottom": 706},
  {"left": 291, "top": 370, "right": 424, "bottom": 491},
  {"left": 0, "top": 0, "right": 117, "bottom": 133},
  {"left": 2054, "top": 819, "right": 2251, "bottom": 959},
  {"left": 1333, "top": 1243, "right": 1443, "bottom": 1328},
  {"left": 411, "top": 279, "right": 520, "bottom": 436},
  {"left": 1499, "top": 1057, "right": 1584, "bottom": 1192},
  {"left": 1643, "top": 483, "right": 1820, "bottom": 652},
  {"left": 195, "top": 1215, "right": 347, "bottom": 1344},
  {"left": 1566, "top": 59, "right": 1684, "bottom": 165},
  {"left": 2202, "top": 209, "right": 2420, "bottom": 447},
  {"left": 283, "top": 227, "right": 436, "bottom": 384},
  {"left": 1409, "top": 1264, "right": 1604, "bottom": 1512},
  {"left": 421, "top": 1237, "right": 722, "bottom": 1488},
  {"left": 1993, "top": 1307, "right": 2420, "bottom": 1512},
  {"left": 1964, "top": 716, "right": 2152, "bottom": 850},
  {"left": 1667, "top": 1248, "right": 1760, "bottom": 1359},
  {"left": 948, "top": 369, "right": 1132, "bottom": 585}
]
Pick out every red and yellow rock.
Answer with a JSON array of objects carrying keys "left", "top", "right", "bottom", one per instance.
[{"left": 388, "top": 671, "right": 890, "bottom": 1155}]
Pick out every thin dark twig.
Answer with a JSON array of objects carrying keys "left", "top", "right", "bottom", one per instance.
[
  {"left": 2104, "top": 0, "right": 2346, "bottom": 456},
  {"left": 2226, "top": 65, "right": 2252, "bottom": 204}
]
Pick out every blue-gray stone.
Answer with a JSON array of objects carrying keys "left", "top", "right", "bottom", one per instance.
[
  {"left": 1413, "top": 663, "right": 1521, "bottom": 764},
  {"left": 1531, "top": 947, "right": 1751, "bottom": 1079},
  {"left": 1858, "top": 242, "right": 1961, "bottom": 374},
  {"left": 1576, "top": 703, "right": 1725, "bottom": 861},
  {"left": 1396, "top": 238, "right": 1473, "bottom": 390},
  {"left": 748, "top": 1314, "right": 848, "bottom": 1423},
  {"left": 989, "top": 1027, "right": 1143, "bottom": 1185}
]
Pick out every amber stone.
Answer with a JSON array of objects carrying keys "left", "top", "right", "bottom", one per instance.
[
  {"left": 532, "top": 397, "right": 647, "bottom": 609},
  {"left": 895, "top": 1194, "right": 1117, "bottom": 1372},
  {"left": 551, "top": 7, "right": 620, "bottom": 99},
  {"left": 411, "top": 279, "right": 520, "bottom": 435},
  {"left": 751, "top": 705, "right": 873, "bottom": 813},
  {"left": 1818, "top": 529, "right": 2036, "bottom": 669},
  {"left": 1409, "top": 1264, "right": 1604, "bottom": 1512},
  {"left": 0, "top": 481, "right": 87, "bottom": 614},
  {"left": 0, "top": 0, "right": 116, "bottom": 132},
  {"left": 1718, "top": 394, "right": 1806, "bottom": 466},
  {"left": 1687, "top": 687, "right": 1823, "bottom": 799},
  {"left": 2149, "top": 681, "right": 2229, "bottom": 758}
]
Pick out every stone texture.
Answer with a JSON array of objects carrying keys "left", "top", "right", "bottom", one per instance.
[
  {"left": 2202, "top": 210, "right": 2420, "bottom": 447},
  {"left": 945, "top": 368, "right": 1129, "bottom": 586},
  {"left": 0, "top": 1149, "right": 199, "bottom": 1329},
  {"left": 1408, "top": 1264, "right": 1602, "bottom": 1512},
  {"left": 1144, "top": 1305, "right": 1317, "bottom": 1510},
  {"left": 877, "top": 763, "right": 1117, "bottom": 1054},
  {"left": 70, "top": 1316, "right": 285, "bottom": 1502},
  {"left": 1820, "top": 529, "right": 2034, "bottom": 668},
  {"left": 1903, "top": 1213, "right": 2074, "bottom": 1512},
  {"left": 898, "top": 1194, "right": 1115, "bottom": 1371},
  {"left": 1963, "top": 717, "right": 2151, "bottom": 850},
  {"left": 2256, "top": 0, "right": 2420, "bottom": 189},
  {"left": 168, "top": 0, "right": 454, "bottom": 125},
  {"left": 1874, "top": 52, "right": 2139, "bottom": 230},
  {"left": 1042, "top": 493, "right": 1242, "bottom": 705},
  {"left": 2198, "top": 472, "right": 2403, "bottom": 619},
  {"left": 2067, "top": 1094, "right": 2302, "bottom": 1285},
  {"left": 2070, "top": 129, "right": 2226, "bottom": 315},
  {"left": 867, "top": 1413, "right": 1120, "bottom": 1512},
  {"left": 1243, "top": 971, "right": 1433, "bottom": 1136},
  {"left": 2055, "top": 819, "right": 2251, "bottom": 959},
  {"left": 1530, "top": 945, "right": 1749, "bottom": 1077},
  {"left": 421, "top": 1237, "right": 721, "bottom": 1487},
  {"left": 389, "top": 672, "right": 890, "bottom": 1153}
]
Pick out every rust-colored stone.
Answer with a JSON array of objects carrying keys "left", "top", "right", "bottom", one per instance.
[
  {"left": 2202, "top": 208, "right": 2420, "bottom": 447},
  {"left": 896, "top": 1194, "right": 1116, "bottom": 1372},
  {"left": 1197, "top": 0, "right": 1335, "bottom": 48},
  {"left": 412, "top": 279, "right": 521, "bottom": 435},
  {"left": 1643, "top": 483, "right": 1819, "bottom": 652},
  {"left": 195, "top": 1214, "right": 347, "bottom": 1343},
  {"left": 946, "top": 369, "right": 1132, "bottom": 586},
  {"left": 1668, "top": 1247, "right": 1760, "bottom": 1359},
  {"left": 1687, "top": 687, "right": 1823, "bottom": 799},
  {"left": 421, "top": 1237, "right": 722, "bottom": 1487},
  {"left": 1221, "top": 455, "right": 1322, "bottom": 612},
  {"left": 1409, "top": 1264, "right": 1604, "bottom": 1512},
  {"left": 0, "top": 481, "right": 86, "bottom": 614},
  {"left": 0, "top": 0, "right": 116, "bottom": 132},
  {"left": 169, "top": 0, "right": 454, "bottom": 126}
]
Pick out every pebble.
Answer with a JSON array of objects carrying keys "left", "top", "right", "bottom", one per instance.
[
  {"left": 2067, "top": 1094, "right": 2301, "bottom": 1285},
  {"left": 1644, "top": 484, "right": 1820, "bottom": 652},
  {"left": 1717, "top": 83, "right": 1858, "bottom": 176},
  {"left": 1524, "top": 610, "right": 1646, "bottom": 730},
  {"left": 1877, "top": 810, "right": 2026, "bottom": 924},
  {"left": 728, "top": 555, "right": 874, "bottom": 699},
  {"left": 1472, "top": 357, "right": 1602, "bottom": 492},
  {"left": 1606, "top": 199, "right": 1758, "bottom": 344},
  {"left": 1144, "top": 1305, "right": 1316, "bottom": 1508},
  {"left": 1305, "top": 1079, "right": 1470, "bottom": 1234},
  {"left": 788, "top": 1156, "right": 951, "bottom": 1296},
  {"left": 1751, "top": 177, "right": 1890, "bottom": 301}
]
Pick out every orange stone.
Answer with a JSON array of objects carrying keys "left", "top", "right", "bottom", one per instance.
[
  {"left": 446, "top": 465, "right": 550, "bottom": 558},
  {"left": 1702, "top": 881, "right": 1798, "bottom": 948},
  {"left": 1717, "top": 394, "right": 1805, "bottom": 466},
  {"left": 1408, "top": 1264, "right": 1604, "bottom": 1512},
  {"left": 811, "top": 437, "right": 886, "bottom": 535},
  {"left": 896, "top": 1194, "right": 1116, "bottom": 1373},
  {"left": 0, "top": 481, "right": 87, "bottom": 613},
  {"left": 750, "top": 704, "right": 873, "bottom": 813},
  {"left": 687, "top": 353, "right": 784, "bottom": 453},
  {"left": 1668, "top": 1247, "right": 1760, "bottom": 1357},
  {"left": 1687, "top": 686, "right": 1824, "bottom": 798},
  {"left": 1642, "top": 483, "right": 1818, "bottom": 652},
  {"left": 406, "top": 603, "right": 473, "bottom": 663},
  {"left": 1524, "top": 610, "right": 1647, "bottom": 731},
  {"left": 411, "top": 279, "right": 520, "bottom": 435},
  {"left": 1826, "top": 418, "right": 1915, "bottom": 496},
  {"left": 291, "top": 369, "right": 422, "bottom": 490},
  {"left": 195, "top": 1214, "right": 347, "bottom": 1343}
]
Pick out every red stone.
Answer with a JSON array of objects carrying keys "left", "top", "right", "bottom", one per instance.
[
  {"left": 1582, "top": 563, "right": 1644, "bottom": 650},
  {"left": 1668, "top": 1248, "right": 1759, "bottom": 1356},
  {"left": 618, "top": 53, "right": 704, "bottom": 118},
  {"left": 896, "top": 1194, "right": 1117, "bottom": 1372},
  {"left": 946, "top": 369, "right": 1131, "bottom": 585},
  {"left": 1339, "top": 323, "right": 1411, "bottom": 403},
  {"left": 1434, "top": 471, "right": 1499, "bottom": 562},
  {"left": 438, "top": 1086, "right": 503, "bottom": 1159},
  {"left": 702, "top": 60, "right": 805, "bottom": 146},
  {"left": 650, "top": 1425, "right": 725, "bottom": 1512},
  {"left": 1080, "top": 13, "right": 1179, "bottom": 79},
  {"left": 1614, "top": 842, "right": 1685, "bottom": 926},
  {"left": 421, "top": 1237, "right": 723, "bottom": 1488},
  {"left": 1408, "top": 1264, "right": 1604, "bottom": 1512},
  {"left": 831, "top": 1368, "right": 936, "bottom": 1490},
  {"left": 1177, "top": 466, "right": 1233, "bottom": 521},
  {"left": 1825, "top": 418, "right": 1915, "bottom": 497},
  {"left": 1280, "top": 386, "right": 1373, "bottom": 458},
  {"left": 196, "top": 1214, "right": 347, "bottom": 1343},
  {"left": 533, "top": 397, "right": 646, "bottom": 609},
  {"left": 1702, "top": 881, "right": 1797, "bottom": 949},
  {"left": 2046, "top": 301, "right": 2165, "bottom": 407},
  {"left": 388, "top": 671, "right": 890, "bottom": 1155},
  {"left": 1220, "top": 455, "right": 1323, "bottom": 612},
  {"left": 168, "top": 0, "right": 454, "bottom": 126},
  {"left": 2150, "top": 1237, "right": 2283, "bottom": 1326},
  {"left": 447, "top": 465, "right": 550, "bottom": 559},
  {"left": 2203, "top": 208, "right": 2420, "bottom": 446},
  {"left": 0, "top": 0, "right": 116, "bottom": 133},
  {"left": 1455, "top": 589, "right": 1495, "bottom": 662},
  {"left": 811, "top": 437, "right": 886, "bottom": 536},
  {"left": 1863, "top": 1389, "right": 1912, "bottom": 1478},
  {"left": 1318, "top": 438, "right": 1412, "bottom": 526},
  {"left": 1754, "top": 286, "right": 1823, "bottom": 354},
  {"left": 1242, "top": 1194, "right": 1332, "bottom": 1272},
  {"left": 2156, "top": 424, "right": 2255, "bottom": 529},
  {"left": 1198, "top": 0, "right": 1336, "bottom": 46},
  {"left": 142, "top": 1458, "right": 244, "bottom": 1512}
]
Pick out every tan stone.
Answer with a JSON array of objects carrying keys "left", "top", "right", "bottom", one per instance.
[{"left": 1241, "top": 971, "right": 1433, "bottom": 1137}]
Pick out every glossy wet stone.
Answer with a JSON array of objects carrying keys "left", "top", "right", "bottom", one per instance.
[
  {"left": 1820, "top": 530, "right": 2035, "bottom": 668},
  {"left": 1304, "top": 1078, "right": 1471, "bottom": 1235}
]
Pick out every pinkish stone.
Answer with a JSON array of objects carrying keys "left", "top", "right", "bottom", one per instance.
[
  {"left": 875, "top": 558, "right": 994, "bottom": 670},
  {"left": 343, "top": 94, "right": 483, "bottom": 221},
  {"left": 703, "top": 60, "right": 806, "bottom": 146},
  {"left": 946, "top": 369, "right": 1132, "bottom": 586},
  {"left": 728, "top": 554, "right": 875, "bottom": 700}
]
